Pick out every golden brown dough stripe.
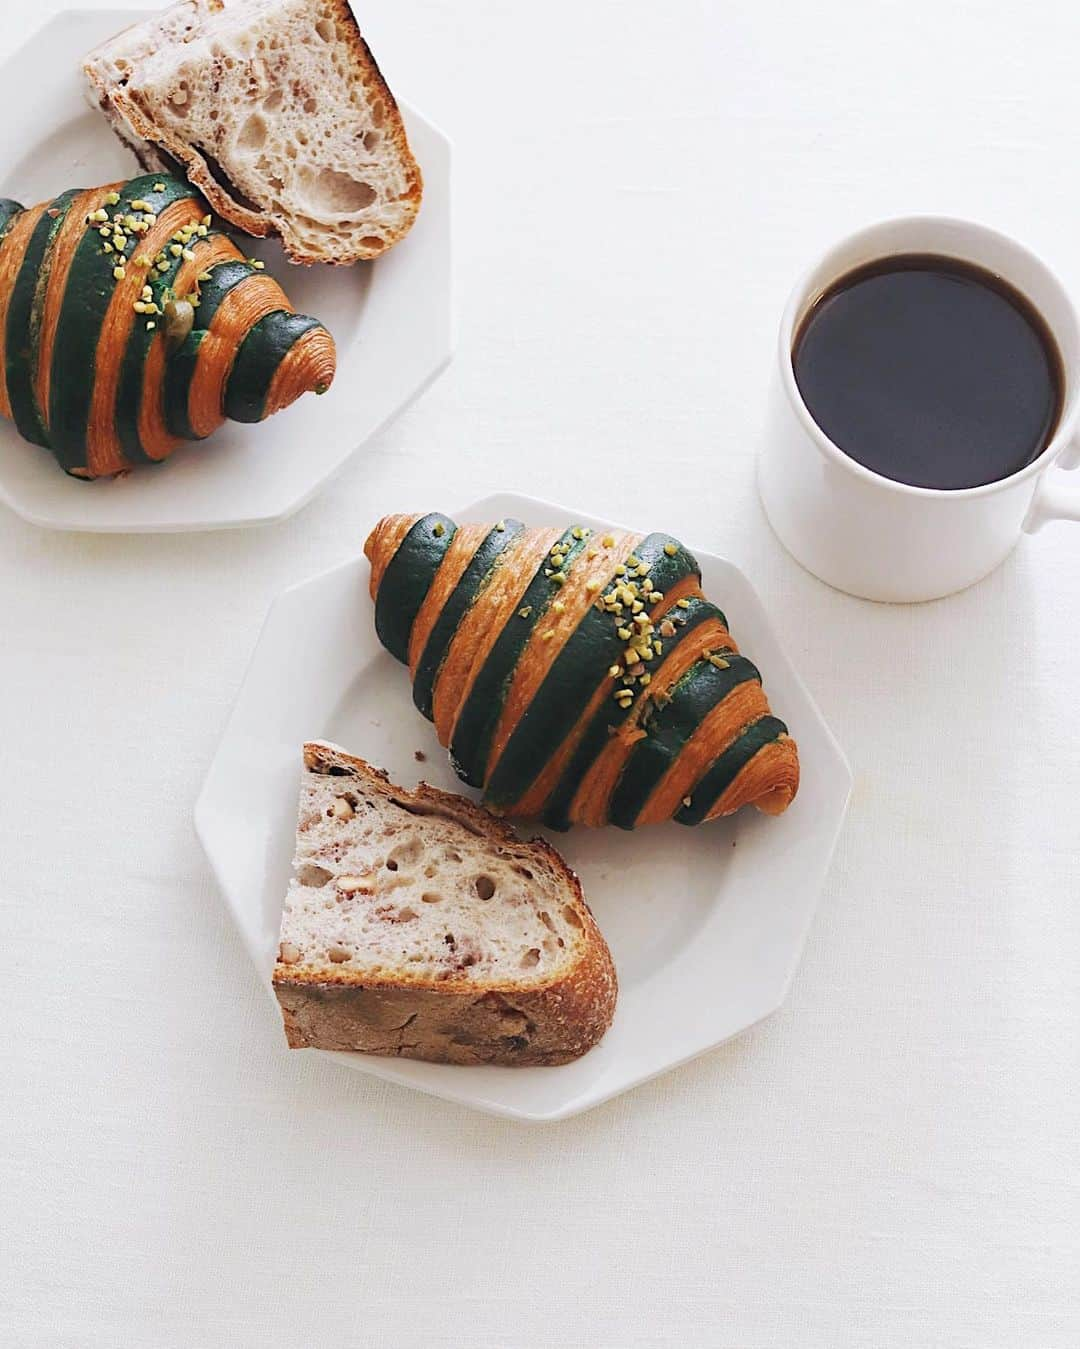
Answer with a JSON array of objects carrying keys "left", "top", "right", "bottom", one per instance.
[
  {"left": 0, "top": 173, "right": 335, "bottom": 478},
  {"left": 364, "top": 515, "right": 800, "bottom": 829}
]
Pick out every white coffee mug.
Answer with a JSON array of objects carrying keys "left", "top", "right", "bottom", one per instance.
[{"left": 758, "top": 216, "right": 1080, "bottom": 602}]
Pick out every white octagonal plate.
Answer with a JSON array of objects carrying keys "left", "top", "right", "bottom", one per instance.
[
  {"left": 0, "top": 10, "right": 451, "bottom": 532},
  {"left": 195, "top": 493, "right": 852, "bottom": 1122}
]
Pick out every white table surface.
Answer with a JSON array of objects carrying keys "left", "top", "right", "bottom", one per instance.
[{"left": 3, "top": 1, "right": 1079, "bottom": 1345}]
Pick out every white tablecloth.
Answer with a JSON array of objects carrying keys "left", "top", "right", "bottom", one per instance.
[{"left": 3, "top": 2, "right": 1079, "bottom": 1345}]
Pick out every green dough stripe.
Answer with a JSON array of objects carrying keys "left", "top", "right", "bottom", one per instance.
[
  {"left": 223, "top": 310, "right": 323, "bottom": 423},
  {"left": 375, "top": 514, "right": 457, "bottom": 664},
  {"left": 448, "top": 526, "right": 592, "bottom": 790},
  {"left": 162, "top": 258, "right": 259, "bottom": 440},
  {"left": 114, "top": 208, "right": 213, "bottom": 465},
  {"left": 5, "top": 190, "right": 79, "bottom": 449},
  {"left": 675, "top": 716, "right": 788, "bottom": 825},
  {"left": 0, "top": 199, "right": 24, "bottom": 235},
  {"left": 162, "top": 330, "right": 207, "bottom": 440},
  {"left": 412, "top": 520, "right": 526, "bottom": 721}
]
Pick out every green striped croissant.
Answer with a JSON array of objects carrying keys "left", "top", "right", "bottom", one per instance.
[
  {"left": 364, "top": 514, "right": 800, "bottom": 829},
  {"left": 0, "top": 174, "right": 335, "bottom": 478}
]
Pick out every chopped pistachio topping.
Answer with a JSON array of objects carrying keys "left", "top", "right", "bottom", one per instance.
[
  {"left": 104, "top": 191, "right": 121, "bottom": 206},
  {"left": 518, "top": 606, "right": 532, "bottom": 619},
  {"left": 163, "top": 298, "right": 194, "bottom": 347},
  {"left": 432, "top": 521, "right": 445, "bottom": 537},
  {"left": 664, "top": 542, "right": 678, "bottom": 556},
  {"left": 591, "top": 544, "right": 684, "bottom": 697}
]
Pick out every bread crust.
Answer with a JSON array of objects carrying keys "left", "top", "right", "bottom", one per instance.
[
  {"left": 83, "top": 0, "right": 423, "bottom": 265},
  {"left": 273, "top": 742, "right": 617, "bottom": 1066}
]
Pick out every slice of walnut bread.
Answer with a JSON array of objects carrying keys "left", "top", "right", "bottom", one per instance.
[
  {"left": 273, "top": 743, "right": 617, "bottom": 1066},
  {"left": 83, "top": 0, "right": 422, "bottom": 264}
]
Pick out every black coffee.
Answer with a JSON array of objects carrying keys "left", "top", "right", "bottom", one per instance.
[{"left": 792, "top": 254, "right": 1063, "bottom": 490}]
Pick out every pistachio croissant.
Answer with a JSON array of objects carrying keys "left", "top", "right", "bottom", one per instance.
[
  {"left": 0, "top": 173, "right": 335, "bottom": 478},
  {"left": 364, "top": 515, "right": 800, "bottom": 829}
]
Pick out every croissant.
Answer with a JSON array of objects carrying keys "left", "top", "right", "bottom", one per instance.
[
  {"left": 0, "top": 174, "right": 335, "bottom": 478},
  {"left": 364, "top": 514, "right": 800, "bottom": 829}
]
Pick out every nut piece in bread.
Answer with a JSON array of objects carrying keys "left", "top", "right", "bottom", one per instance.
[
  {"left": 83, "top": 0, "right": 422, "bottom": 265},
  {"left": 273, "top": 743, "right": 618, "bottom": 1066}
]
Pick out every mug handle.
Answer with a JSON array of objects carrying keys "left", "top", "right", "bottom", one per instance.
[{"left": 1024, "top": 443, "right": 1080, "bottom": 533}]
